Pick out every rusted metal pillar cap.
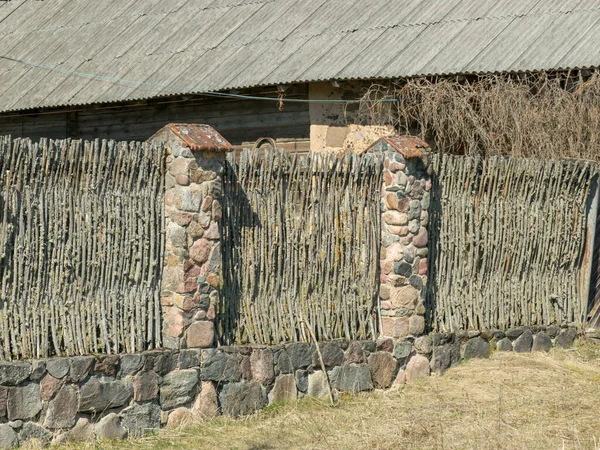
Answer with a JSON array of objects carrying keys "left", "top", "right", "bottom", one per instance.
[
  {"left": 149, "top": 124, "right": 234, "bottom": 152},
  {"left": 365, "top": 136, "right": 430, "bottom": 159}
]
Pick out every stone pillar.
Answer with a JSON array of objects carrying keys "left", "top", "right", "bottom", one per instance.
[
  {"left": 148, "top": 124, "right": 233, "bottom": 349},
  {"left": 366, "top": 136, "right": 432, "bottom": 339}
]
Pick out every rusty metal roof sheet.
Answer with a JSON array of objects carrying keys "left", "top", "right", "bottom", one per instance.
[
  {"left": 151, "top": 123, "right": 234, "bottom": 152},
  {"left": 0, "top": 0, "right": 599, "bottom": 114}
]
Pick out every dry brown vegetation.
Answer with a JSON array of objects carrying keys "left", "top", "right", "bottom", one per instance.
[
  {"left": 35, "top": 340, "right": 600, "bottom": 450},
  {"left": 354, "top": 73, "right": 600, "bottom": 161}
]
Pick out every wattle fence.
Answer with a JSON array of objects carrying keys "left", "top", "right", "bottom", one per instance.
[
  {"left": 0, "top": 137, "right": 164, "bottom": 360},
  {"left": 427, "top": 153, "right": 598, "bottom": 332},
  {"left": 220, "top": 150, "right": 382, "bottom": 345}
]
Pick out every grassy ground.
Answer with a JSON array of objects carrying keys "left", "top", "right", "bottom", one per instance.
[{"left": 31, "top": 340, "right": 600, "bottom": 450}]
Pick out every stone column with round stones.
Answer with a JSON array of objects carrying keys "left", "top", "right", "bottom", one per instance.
[
  {"left": 366, "top": 136, "right": 432, "bottom": 340},
  {"left": 148, "top": 124, "right": 233, "bottom": 350}
]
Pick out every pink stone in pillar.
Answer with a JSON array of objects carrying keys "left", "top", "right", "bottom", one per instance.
[
  {"left": 412, "top": 227, "right": 428, "bottom": 248},
  {"left": 190, "top": 239, "right": 213, "bottom": 264},
  {"left": 175, "top": 174, "right": 190, "bottom": 186},
  {"left": 418, "top": 258, "right": 428, "bottom": 275},
  {"left": 384, "top": 193, "right": 398, "bottom": 210},
  {"left": 384, "top": 170, "right": 393, "bottom": 186},
  {"left": 380, "top": 260, "right": 393, "bottom": 275},
  {"left": 389, "top": 285, "right": 419, "bottom": 309},
  {"left": 381, "top": 317, "right": 409, "bottom": 338},
  {"left": 165, "top": 307, "right": 185, "bottom": 338},
  {"left": 170, "top": 157, "right": 191, "bottom": 175},
  {"left": 203, "top": 222, "right": 219, "bottom": 240},
  {"left": 380, "top": 301, "right": 392, "bottom": 310},
  {"left": 172, "top": 213, "right": 193, "bottom": 227},
  {"left": 186, "top": 321, "right": 215, "bottom": 348},
  {"left": 165, "top": 191, "right": 175, "bottom": 207},
  {"left": 385, "top": 242, "right": 404, "bottom": 261},
  {"left": 387, "top": 225, "right": 409, "bottom": 236},
  {"left": 201, "top": 195, "right": 213, "bottom": 212},
  {"left": 397, "top": 197, "right": 410, "bottom": 212},
  {"left": 205, "top": 273, "right": 219, "bottom": 288},
  {"left": 383, "top": 211, "right": 408, "bottom": 226},
  {"left": 389, "top": 162, "right": 405, "bottom": 173},
  {"left": 380, "top": 273, "right": 389, "bottom": 283},
  {"left": 207, "top": 305, "right": 216, "bottom": 320}
]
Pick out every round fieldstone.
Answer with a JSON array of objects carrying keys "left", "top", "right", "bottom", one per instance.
[
  {"left": 430, "top": 343, "right": 460, "bottom": 375},
  {"left": 555, "top": 328, "right": 576, "bottom": 349},
  {"left": 121, "top": 402, "right": 161, "bottom": 437},
  {"left": 414, "top": 335, "right": 433, "bottom": 354},
  {"left": 134, "top": 370, "right": 159, "bottom": 402},
  {"left": 160, "top": 370, "right": 199, "bottom": 410},
  {"left": 20, "top": 422, "right": 52, "bottom": 446},
  {"left": 409, "top": 315, "right": 425, "bottom": 336},
  {"left": 307, "top": 371, "right": 329, "bottom": 398},
  {"left": 79, "top": 378, "right": 133, "bottom": 413},
  {"left": 505, "top": 327, "right": 526, "bottom": 340},
  {"left": 393, "top": 340, "right": 413, "bottom": 362},
  {"left": 269, "top": 374, "right": 297, "bottom": 404},
  {"left": 285, "top": 343, "right": 313, "bottom": 370},
  {"left": 94, "top": 413, "right": 127, "bottom": 441},
  {"left": 186, "top": 321, "right": 215, "bottom": 348},
  {"left": 312, "top": 342, "right": 345, "bottom": 369},
  {"left": 532, "top": 332, "right": 552, "bottom": 352},
  {"left": 346, "top": 341, "right": 367, "bottom": 363},
  {"left": 0, "top": 362, "right": 31, "bottom": 386},
  {"left": 168, "top": 407, "right": 193, "bottom": 430},
  {"left": 275, "top": 350, "right": 293, "bottom": 374},
  {"left": 94, "top": 355, "right": 119, "bottom": 376},
  {"left": 0, "top": 425, "right": 17, "bottom": 448},
  {"left": 405, "top": 354, "right": 430, "bottom": 382},
  {"left": 46, "top": 358, "right": 70, "bottom": 379},
  {"left": 192, "top": 382, "right": 219, "bottom": 420},
  {"left": 29, "top": 360, "right": 45, "bottom": 381},
  {"left": 463, "top": 337, "right": 491, "bottom": 359},
  {"left": 250, "top": 348, "right": 275, "bottom": 385},
  {"left": 394, "top": 261, "right": 413, "bottom": 277},
  {"left": 513, "top": 329, "right": 533, "bottom": 353},
  {"left": 330, "top": 364, "right": 373, "bottom": 393},
  {"left": 295, "top": 370, "right": 308, "bottom": 393},
  {"left": 69, "top": 356, "right": 94, "bottom": 383},
  {"left": 44, "top": 385, "right": 78, "bottom": 429},
  {"left": 179, "top": 349, "right": 201, "bottom": 370},
  {"left": 7, "top": 383, "right": 42, "bottom": 420},
  {"left": 496, "top": 338, "right": 513, "bottom": 352},
  {"left": 368, "top": 352, "right": 398, "bottom": 389},
  {"left": 200, "top": 350, "right": 242, "bottom": 382},
  {"left": 219, "top": 381, "right": 267, "bottom": 418},
  {"left": 119, "top": 354, "right": 145, "bottom": 376}
]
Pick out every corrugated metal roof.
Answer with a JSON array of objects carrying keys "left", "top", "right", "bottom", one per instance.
[{"left": 0, "top": 0, "right": 599, "bottom": 113}]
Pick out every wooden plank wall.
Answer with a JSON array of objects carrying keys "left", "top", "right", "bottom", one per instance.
[{"left": 0, "top": 86, "right": 311, "bottom": 145}]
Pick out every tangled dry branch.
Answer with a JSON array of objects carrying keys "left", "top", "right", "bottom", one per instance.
[{"left": 356, "top": 72, "right": 600, "bottom": 161}]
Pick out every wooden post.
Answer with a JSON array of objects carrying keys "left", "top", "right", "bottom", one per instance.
[{"left": 148, "top": 124, "right": 233, "bottom": 349}]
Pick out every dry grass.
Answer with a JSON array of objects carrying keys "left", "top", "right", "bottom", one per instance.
[{"left": 40, "top": 340, "right": 600, "bottom": 450}]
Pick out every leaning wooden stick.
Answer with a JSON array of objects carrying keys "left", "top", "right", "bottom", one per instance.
[{"left": 300, "top": 316, "right": 336, "bottom": 407}]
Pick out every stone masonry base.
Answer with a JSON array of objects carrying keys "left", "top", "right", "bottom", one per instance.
[{"left": 0, "top": 326, "right": 578, "bottom": 447}]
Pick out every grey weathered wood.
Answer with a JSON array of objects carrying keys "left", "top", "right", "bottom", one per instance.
[
  {"left": 220, "top": 149, "right": 382, "bottom": 345},
  {"left": 427, "top": 153, "right": 597, "bottom": 331},
  {"left": 0, "top": 136, "right": 164, "bottom": 360}
]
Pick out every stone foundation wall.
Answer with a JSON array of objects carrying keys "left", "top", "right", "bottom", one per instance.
[{"left": 0, "top": 326, "right": 578, "bottom": 447}]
